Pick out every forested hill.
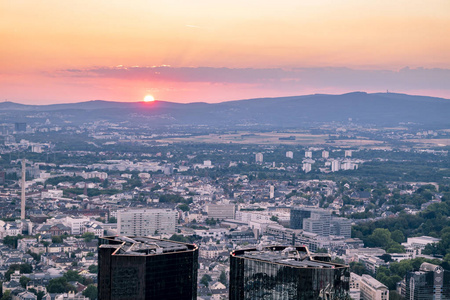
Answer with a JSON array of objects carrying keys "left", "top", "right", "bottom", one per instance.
[{"left": 1, "top": 92, "right": 449, "bottom": 128}]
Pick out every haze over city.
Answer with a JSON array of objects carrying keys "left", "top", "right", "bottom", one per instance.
[{"left": 1, "top": 0, "right": 450, "bottom": 104}]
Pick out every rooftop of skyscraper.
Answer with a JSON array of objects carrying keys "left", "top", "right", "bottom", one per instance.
[
  {"left": 99, "top": 236, "right": 197, "bottom": 256},
  {"left": 231, "top": 245, "right": 347, "bottom": 269}
]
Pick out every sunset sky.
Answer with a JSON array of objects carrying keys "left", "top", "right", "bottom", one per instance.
[{"left": 1, "top": 0, "right": 450, "bottom": 104}]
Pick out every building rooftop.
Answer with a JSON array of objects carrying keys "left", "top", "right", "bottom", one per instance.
[
  {"left": 232, "top": 245, "right": 347, "bottom": 270},
  {"left": 361, "top": 275, "right": 388, "bottom": 290},
  {"left": 100, "top": 236, "right": 196, "bottom": 256}
]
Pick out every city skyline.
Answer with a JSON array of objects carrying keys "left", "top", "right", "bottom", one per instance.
[{"left": 1, "top": 0, "right": 450, "bottom": 104}]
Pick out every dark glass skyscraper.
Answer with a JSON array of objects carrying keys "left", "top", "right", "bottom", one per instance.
[
  {"left": 98, "top": 236, "right": 198, "bottom": 300},
  {"left": 229, "top": 245, "right": 350, "bottom": 300},
  {"left": 405, "top": 262, "right": 450, "bottom": 299}
]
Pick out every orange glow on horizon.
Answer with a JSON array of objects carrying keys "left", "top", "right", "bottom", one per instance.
[{"left": 1, "top": 0, "right": 450, "bottom": 104}]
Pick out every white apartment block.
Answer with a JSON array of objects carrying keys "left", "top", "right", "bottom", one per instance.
[
  {"left": 359, "top": 274, "right": 389, "bottom": 300},
  {"left": 345, "top": 150, "right": 353, "bottom": 157},
  {"left": 331, "top": 160, "right": 341, "bottom": 172},
  {"left": 350, "top": 273, "right": 361, "bottom": 300},
  {"left": 117, "top": 209, "right": 177, "bottom": 236},
  {"left": 286, "top": 151, "right": 294, "bottom": 159},
  {"left": 41, "top": 189, "right": 64, "bottom": 199},
  {"left": 322, "top": 150, "right": 329, "bottom": 159},
  {"left": 82, "top": 171, "right": 108, "bottom": 180},
  {"left": 255, "top": 153, "right": 263, "bottom": 163},
  {"left": 305, "top": 151, "right": 313, "bottom": 158},
  {"left": 62, "top": 217, "right": 90, "bottom": 235},
  {"left": 207, "top": 204, "right": 236, "bottom": 219},
  {"left": 303, "top": 162, "right": 312, "bottom": 173}
]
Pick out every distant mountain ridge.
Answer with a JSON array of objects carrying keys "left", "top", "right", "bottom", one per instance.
[{"left": 1, "top": 92, "right": 449, "bottom": 128}]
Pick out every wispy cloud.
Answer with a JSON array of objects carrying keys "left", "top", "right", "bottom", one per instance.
[{"left": 57, "top": 66, "right": 450, "bottom": 94}]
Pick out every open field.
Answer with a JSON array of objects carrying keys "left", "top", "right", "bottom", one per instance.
[
  {"left": 405, "top": 138, "right": 450, "bottom": 147},
  {"left": 156, "top": 132, "right": 384, "bottom": 147}
]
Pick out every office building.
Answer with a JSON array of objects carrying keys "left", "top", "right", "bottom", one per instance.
[
  {"left": 405, "top": 262, "right": 450, "bottom": 299},
  {"left": 98, "top": 236, "right": 198, "bottom": 300},
  {"left": 290, "top": 207, "right": 316, "bottom": 230},
  {"left": 290, "top": 207, "right": 330, "bottom": 229},
  {"left": 286, "top": 151, "right": 294, "bottom": 159},
  {"left": 303, "top": 210, "right": 331, "bottom": 236},
  {"left": 350, "top": 273, "right": 361, "bottom": 300},
  {"left": 330, "top": 217, "right": 352, "bottom": 238},
  {"left": 359, "top": 274, "right": 389, "bottom": 300},
  {"left": 117, "top": 209, "right": 177, "bottom": 236},
  {"left": 14, "top": 122, "right": 27, "bottom": 132},
  {"left": 206, "top": 204, "right": 236, "bottom": 219},
  {"left": 229, "top": 245, "right": 350, "bottom": 300},
  {"left": 255, "top": 153, "right": 263, "bottom": 163}
]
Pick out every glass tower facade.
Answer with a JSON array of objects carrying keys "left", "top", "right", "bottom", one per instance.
[
  {"left": 229, "top": 246, "right": 350, "bottom": 300},
  {"left": 98, "top": 236, "right": 198, "bottom": 300}
]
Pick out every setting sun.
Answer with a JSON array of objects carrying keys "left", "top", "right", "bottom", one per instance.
[{"left": 144, "top": 95, "right": 155, "bottom": 102}]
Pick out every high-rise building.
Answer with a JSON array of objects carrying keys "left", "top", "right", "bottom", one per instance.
[
  {"left": 322, "top": 150, "right": 329, "bottom": 159},
  {"left": 331, "top": 160, "right": 341, "bottom": 172},
  {"left": 345, "top": 150, "right": 352, "bottom": 157},
  {"left": 305, "top": 151, "right": 313, "bottom": 158},
  {"left": 290, "top": 207, "right": 314, "bottom": 230},
  {"left": 98, "top": 236, "right": 198, "bottom": 300},
  {"left": 330, "top": 217, "right": 352, "bottom": 238},
  {"left": 117, "top": 209, "right": 177, "bottom": 236},
  {"left": 269, "top": 185, "right": 275, "bottom": 199},
  {"left": 286, "top": 151, "right": 294, "bottom": 159},
  {"left": 303, "top": 210, "right": 331, "bottom": 236},
  {"left": 404, "top": 262, "right": 450, "bottom": 299},
  {"left": 14, "top": 122, "right": 27, "bottom": 132},
  {"left": 229, "top": 245, "right": 350, "bottom": 300},
  {"left": 302, "top": 162, "right": 312, "bottom": 173},
  {"left": 255, "top": 153, "right": 263, "bottom": 163}
]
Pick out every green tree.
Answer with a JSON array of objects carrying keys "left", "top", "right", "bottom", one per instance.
[
  {"left": 177, "top": 203, "right": 190, "bottom": 212},
  {"left": 82, "top": 232, "right": 96, "bottom": 242},
  {"left": 20, "top": 276, "right": 30, "bottom": 288},
  {"left": 47, "top": 277, "right": 75, "bottom": 293},
  {"left": 1, "top": 290, "right": 11, "bottom": 300},
  {"left": 108, "top": 216, "right": 117, "bottom": 223},
  {"left": 366, "top": 228, "right": 391, "bottom": 248},
  {"left": 5, "top": 264, "right": 33, "bottom": 281},
  {"left": 2, "top": 235, "right": 24, "bottom": 248},
  {"left": 349, "top": 262, "right": 368, "bottom": 276},
  {"left": 52, "top": 236, "right": 63, "bottom": 244},
  {"left": 82, "top": 284, "right": 98, "bottom": 300},
  {"left": 36, "top": 291, "right": 45, "bottom": 300},
  {"left": 270, "top": 216, "right": 279, "bottom": 222},
  {"left": 200, "top": 274, "right": 212, "bottom": 287},
  {"left": 391, "top": 230, "right": 405, "bottom": 244},
  {"left": 88, "top": 265, "right": 98, "bottom": 274},
  {"left": 219, "top": 271, "right": 227, "bottom": 286},
  {"left": 64, "top": 270, "right": 83, "bottom": 282}
]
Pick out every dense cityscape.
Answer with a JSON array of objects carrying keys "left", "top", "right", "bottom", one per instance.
[
  {"left": 0, "top": 114, "right": 449, "bottom": 299},
  {"left": 2, "top": 1, "right": 450, "bottom": 298}
]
